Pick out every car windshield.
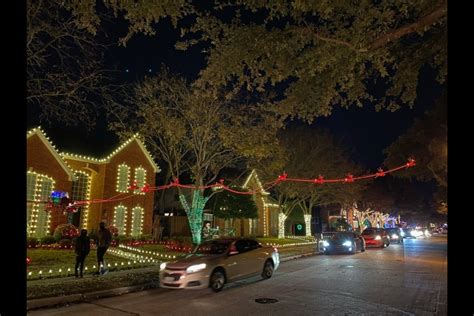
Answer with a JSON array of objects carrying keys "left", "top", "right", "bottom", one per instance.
[
  {"left": 331, "top": 233, "right": 354, "bottom": 240},
  {"left": 194, "top": 240, "right": 233, "bottom": 255},
  {"left": 385, "top": 228, "right": 399, "bottom": 234}
]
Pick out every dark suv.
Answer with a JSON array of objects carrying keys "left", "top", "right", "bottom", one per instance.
[{"left": 385, "top": 227, "right": 404, "bottom": 244}]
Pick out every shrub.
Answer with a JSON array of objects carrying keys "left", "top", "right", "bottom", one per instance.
[
  {"left": 53, "top": 224, "right": 79, "bottom": 241},
  {"left": 58, "top": 239, "right": 72, "bottom": 248},
  {"left": 139, "top": 234, "right": 153, "bottom": 241},
  {"left": 40, "top": 235, "right": 56, "bottom": 245},
  {"left": 108, "top": 225, "right": 119, "bottom": 237},
  {"left": 27, "top": 237, "right": 39, "bottom": 248}
]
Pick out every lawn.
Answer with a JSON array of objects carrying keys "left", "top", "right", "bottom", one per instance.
[
  {"left": 257, "top": 236, "right": 315, "bottom": 245},
  {"left": 27, "top": 248, "right": 158, "bottom": 280}
]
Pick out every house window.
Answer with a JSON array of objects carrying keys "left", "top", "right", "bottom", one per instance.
[
  {"left": 26, "top": 172, "right": 38, "bottom": 230},
  {"left": 130, "top": 206, "right": 144, "bottom": 236},
  {"left": 27, "top": 172, "right": 54, "bottom": 237},
  {"left": 249, "top": 218, "right": 258, "bottom": 236},
  {"left": 114, "top": 205, "right": 128, "bottom": 235},
  {"left": 71, "top": 172, "right": 90, "bottom": 228},
  {"left": 134, "top": 167, "right": 146, "bottom": 194},
  {"left": 116, "top": 164, "right": 130, "bottom": 193}
]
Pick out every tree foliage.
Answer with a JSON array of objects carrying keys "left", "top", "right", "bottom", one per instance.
[
  {"left": 384, "top": 92, "right": 447, "bottom": 211},
  {"left": 254, "top": 126, "right": 365, "bottom": 216},
  {"left": 64, "top": 1, "right": 447, "bottom": 122},
  {"left": 27, "top": 0, "right": 112, "bottom": 129},
  {"left": 208, "top": 188, "right": 258, "bottom": 221}
]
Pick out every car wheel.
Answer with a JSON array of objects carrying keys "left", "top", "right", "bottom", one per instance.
[
  {"left": 210, "top": 270, "right": 225, "bottom": 292},
  {"left": 262, "top": 260, "right": 274, "bottom": 279}
]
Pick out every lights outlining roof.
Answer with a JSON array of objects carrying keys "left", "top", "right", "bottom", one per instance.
[
  {"left": 27, "top": 127, "right": 75, "bottom": 181},
  {"left": 60, "top": 133, "right": 161, "bottom": 173}
]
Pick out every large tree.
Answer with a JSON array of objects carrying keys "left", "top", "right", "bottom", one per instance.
[
  {"left": 384, "top": 92, "right": 447, "bottom": 211},
  {"left": 107, "top": 70, "right": 279, "bottom": 244},
  {"left": 255, "top": 126, "right": 365, "bottom": 237},
  {"left": 27, "top": 0, "right": 117, "bottom": 129},
  {"left": 67, "top": 0, "right": 447, "bottom": 122}
]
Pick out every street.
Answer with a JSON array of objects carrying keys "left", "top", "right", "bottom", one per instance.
[{"left": 29, "top": 236, "right": 447, "bottom": 316}]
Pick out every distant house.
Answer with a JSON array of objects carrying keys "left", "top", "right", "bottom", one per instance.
[
  {"left": 27, "top": 128, "right": 160, "bottom": 237},
  {"left": 212, "top": 169, "right": 280, "bottom": 237}
]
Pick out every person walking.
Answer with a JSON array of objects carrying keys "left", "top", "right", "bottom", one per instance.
[
  {"left": 74, "top": 229, "right": 90, "bottom": 278},
  {"left": 95, "top": 222, "right": 112, "bottom": 275}
]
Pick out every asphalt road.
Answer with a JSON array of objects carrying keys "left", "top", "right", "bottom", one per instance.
[{"left": 29, "top": 235, "right": 447, "bottom": 316}]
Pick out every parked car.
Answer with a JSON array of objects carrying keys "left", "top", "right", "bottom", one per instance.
[
  {"left": 361, "top": 228, "right": 390, "bottom": 248},
  {"left": 321, "top": 232, "right": 366, "bottom": 254},
  {"left": 159, "top": 238, "right": 280, "bottom": 292},
  {"left": 385, "top": 227, "right": 404, "bottom": 244}
]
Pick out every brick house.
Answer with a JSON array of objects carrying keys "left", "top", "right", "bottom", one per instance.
[{"left": 27, "top": 128, "right": 160, "bottom": 237}]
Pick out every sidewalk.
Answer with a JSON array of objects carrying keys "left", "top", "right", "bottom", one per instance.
[{"left": 27, "top": 245, "right": 319, "bottom": 311}]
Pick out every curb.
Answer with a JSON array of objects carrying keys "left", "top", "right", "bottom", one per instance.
[
  {"left": 27, "top": 282, "right": 158, "bottom": 311},
  {"left": 27, "top": 253, "right": 319, "bottom": 310}
]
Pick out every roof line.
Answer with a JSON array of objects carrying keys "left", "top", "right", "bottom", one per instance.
[{"left": 27, "top": 128, "right": 75, "bottom": 181}]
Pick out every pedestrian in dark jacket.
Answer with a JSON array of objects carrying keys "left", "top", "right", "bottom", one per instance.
[
  {"left": 96, "top": 222, "right": 112, "bottom": 275},
  {"left": 74, "top": 229, "right": 90, "bottom": 278}
]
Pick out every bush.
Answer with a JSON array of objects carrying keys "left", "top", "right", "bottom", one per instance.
[
  {"left": 58, "top": 239, "right": 72, "bottom": 248},
  {"left": 40, "top": 235, "right": 56, "bottom": 245},
  {"left": 27, "top": 237, "right": 39, "bottom": 248},
  {"left": 108, "top": 225, "right": 119, "bottom": 237},
  {"left": 53, "top": 224, "right": 79, "bottom": 241},
  {"left": 139, "top": 234, "right": 153, "bottom": 241}
]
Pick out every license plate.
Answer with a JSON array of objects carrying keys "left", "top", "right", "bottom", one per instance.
[{"left": 164, "top": 276, "right": 175, "bottom": 282}]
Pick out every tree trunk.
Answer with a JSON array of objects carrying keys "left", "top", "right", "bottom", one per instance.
[{"left": 179, "top": 189, "right": 209, "bottom": 245}]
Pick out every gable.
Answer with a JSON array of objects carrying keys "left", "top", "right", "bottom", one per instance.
[
  {"left": 27, "top": 128, "right": 75, "bottom": 181},
  {"left": 61, "top": 135, "right": 160, "bottom": 174}
]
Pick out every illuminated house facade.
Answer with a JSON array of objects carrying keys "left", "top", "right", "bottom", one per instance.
[{"left": 27, "top": 128, "right": 160, "bottom": 237}]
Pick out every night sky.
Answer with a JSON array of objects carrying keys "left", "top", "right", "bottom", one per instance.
[{"left": 29, "top": 17, "right": 443, "bottom": 172}]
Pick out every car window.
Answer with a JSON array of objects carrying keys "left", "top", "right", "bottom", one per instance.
[
  {"left": 247, "top": 239, "right": 261, "bottom": 250},
  {"left": 194, "top": 240, "right": 232, "bottom": 255},
  {"left": 235, "top": 240, "right": 249, "bottom": 253}
]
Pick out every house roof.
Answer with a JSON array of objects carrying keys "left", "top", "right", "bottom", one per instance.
[
  {"left": 27, "top": 127, "right": 76, "bottom": 181},
  {"left": 60, "top": 133, "right": 161, "bottom": 173}
]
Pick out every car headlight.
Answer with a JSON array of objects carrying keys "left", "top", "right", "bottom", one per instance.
[
  {"left": 391, "top": 234, "right": 398, "bottom": 239},
  {"left": 343, "top": 241, "right": 352, "bottom": 247},
  {"left": 400, "top": 231, "right": 405, "bottom": 236},
  {"left": 322, "top": 241, "right": 330, "bottom": 247},
  {"left": 186, "top": 263, "right": 207, "bottom": 274},
  {"left": 375, "top": 235, "right": 382, "bottom": 240},
  {"left": 160, "top": 262, "right": 167, "bottom": 271}
]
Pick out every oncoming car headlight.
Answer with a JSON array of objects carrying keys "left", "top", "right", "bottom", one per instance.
[
  {"left": 160, "top": 262, "right": 167, "bottom": 271},
  {"left": 343, "top": 241, "right": 352, "bottom": 247},
  {"left": 322, "top": 241, "right": 330, "bottom": 247},
  {"left": 375, "top": 235, "right": 382, "bottom": 240},
  {"left": 391, "top": 234, "right": 398, "bottom": 239},
  {"left": 186, "top": 263, "right": 207, "bottom": 274}
]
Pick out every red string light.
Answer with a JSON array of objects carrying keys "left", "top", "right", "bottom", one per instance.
[{"left": 38, "top": 159, "right": 416, "bottom": 207}]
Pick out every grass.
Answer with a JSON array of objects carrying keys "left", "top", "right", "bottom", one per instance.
[
  {"left": 257, "top": 237, "right": 315, "bottom": 245},
  {"left": 27, "top": 248, "right": 157, "bottom": 280}
]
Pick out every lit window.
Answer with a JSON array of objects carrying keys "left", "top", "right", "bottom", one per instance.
[
  {"left": 26, "top": 172, "right": 54, "bottom": 237},
  {"left": 71, "top": 172, "right": 90, "bottom": 227},
  {"left": 114, "top": 205, "right": 128, "bottom": 235},
  {"left": 116, "top": 164, "right": 130, "bottom": 193},
  {"left": 131, "top": 206, "right": 144, "bottom": 236},
  {"left": 134, "top": 167, "right": 146, "bottom": 194}
]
